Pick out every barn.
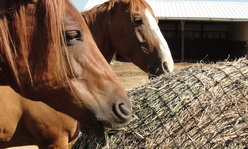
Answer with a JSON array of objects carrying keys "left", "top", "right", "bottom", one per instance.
[{"left": 83, "top": 0, "right": 248, "bottom": 62}]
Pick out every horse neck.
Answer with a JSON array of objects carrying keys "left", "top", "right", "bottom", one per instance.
[{"left": 82, "top": 7, "right": 115, "bottom": 63}]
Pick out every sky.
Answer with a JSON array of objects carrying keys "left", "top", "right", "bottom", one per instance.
[
  {"left": 71, "top": 0, "right": 248, "bottom": 11},
  {"left": 71, "top": 0, "right": 88, "bottom": 11}
]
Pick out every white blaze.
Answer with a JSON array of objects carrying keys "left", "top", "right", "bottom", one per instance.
[{"left": 145, "top": 9, "right": 174, "bottom": 72}]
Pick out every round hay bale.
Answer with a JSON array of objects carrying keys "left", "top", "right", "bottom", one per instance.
[{"left": 72, "top": 58, "right": 248, "bottom": 149}]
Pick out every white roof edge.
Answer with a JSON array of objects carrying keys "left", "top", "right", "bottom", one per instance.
[
  {"left": 83, "top": 0, "right": 108, "bottom": 10},
  {"left": 153, "top": 1, "right": 248, "bottom": 3},
  {"left": 83, "top": 0, "right": 248, "bottom": 22},
  {"left": 158, "top": 17, "right": 248, "bottom": 22}
]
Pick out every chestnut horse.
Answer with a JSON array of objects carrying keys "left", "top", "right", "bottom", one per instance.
[
  {"left": 0, "top": 86, "right": 79, "bottom": 149},
  {"left": 0, "top": 0, "right": 131, "bottom": 138},
  {"left": 82, "top": 0, "right": 174, "bottom": 77}
]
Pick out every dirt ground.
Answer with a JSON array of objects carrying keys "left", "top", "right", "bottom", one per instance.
[
  {"left": 111, "top": 60, "right": 198, "bottom": 90},
  {"left": 6, "top": 61, "right": 196, "bottom": 149}
]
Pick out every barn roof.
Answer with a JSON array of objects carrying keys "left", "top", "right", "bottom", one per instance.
[{"left": 83, "top": 0, "right": 248, "bottom": 22}]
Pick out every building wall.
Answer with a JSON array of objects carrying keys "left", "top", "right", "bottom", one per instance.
[
  {"left": 159, "top": 20, "right": 247, "bottom": 62},
  {"left": 228, "top": 22, "right": 248, "bottom": 41}
]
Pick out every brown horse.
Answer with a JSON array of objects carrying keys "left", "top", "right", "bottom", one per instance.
[
  {"left": 0, "top": 86, "right": 79, "bottom": 149},
  {"left": 82, "top": 0, "right": 174, "bottom": 77},
  {"left": 0, "top": 0, "right": 131, "bottom": 138}
]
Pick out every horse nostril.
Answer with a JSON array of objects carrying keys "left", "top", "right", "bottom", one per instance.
[
  {"left": 119, "top": 103, "right": 131, "bottom": 116},
  {"left": 113, "top": 102, "right": 131, "bottom": 121}
]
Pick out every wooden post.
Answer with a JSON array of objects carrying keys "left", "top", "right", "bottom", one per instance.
[{"left": 181, "top": 21, "right": 185, "bottom": 62}]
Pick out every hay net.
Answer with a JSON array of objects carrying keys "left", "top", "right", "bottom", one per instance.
[{"left": 73, "top": 58, "right": 248, "bottom": 149}]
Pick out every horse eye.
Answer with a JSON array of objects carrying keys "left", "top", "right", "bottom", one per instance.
[
  {"left": 65, "top": 30, "right": 81, "bottom": 45},
  {"left": 134, "top": 17, "right": 143, "bottom": 24}
]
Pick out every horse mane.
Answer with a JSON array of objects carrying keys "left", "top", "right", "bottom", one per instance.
[
  {"left": 108, "top": 0, "right": 152, "bottom": 12},
  {"left": 0, "top": 0, "right": 68, "bottom": 89},
  {"left": 82, "top": 0, "right": 153, "bottom": 23}
]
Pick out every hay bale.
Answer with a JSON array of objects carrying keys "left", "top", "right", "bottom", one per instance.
[{"left": 73, "top": 58, "right": 248, "bottom": 149}]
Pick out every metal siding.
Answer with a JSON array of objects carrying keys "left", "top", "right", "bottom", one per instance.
[{"left": 83, "top": 0, "right": 248, "bottom": 21}]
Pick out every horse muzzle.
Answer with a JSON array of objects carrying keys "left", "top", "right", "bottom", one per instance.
[{"left": 148, "top": 61, "right": 174, "bottom": 78}]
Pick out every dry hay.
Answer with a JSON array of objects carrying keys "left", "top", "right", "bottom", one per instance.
[{"left": 72, "top": 58, "right": 248, "bottom": 149}]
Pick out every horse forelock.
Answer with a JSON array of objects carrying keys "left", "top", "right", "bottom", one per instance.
[
  {"left": 43, "top": 0, "right": 69, "bottom": 85},
  {"left": 0, "top": 0, "right": 69, "bottom": 89}
]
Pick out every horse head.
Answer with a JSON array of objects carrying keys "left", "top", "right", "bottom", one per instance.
[
  {"left": 0, "top": 0, "right": 131, "bottom": 137},
  {"left": 110, "top": 0, "right": 174, "bottom": 77},
  {"left": 83, "top": 0, "right": 174, "bottom": 77}
]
